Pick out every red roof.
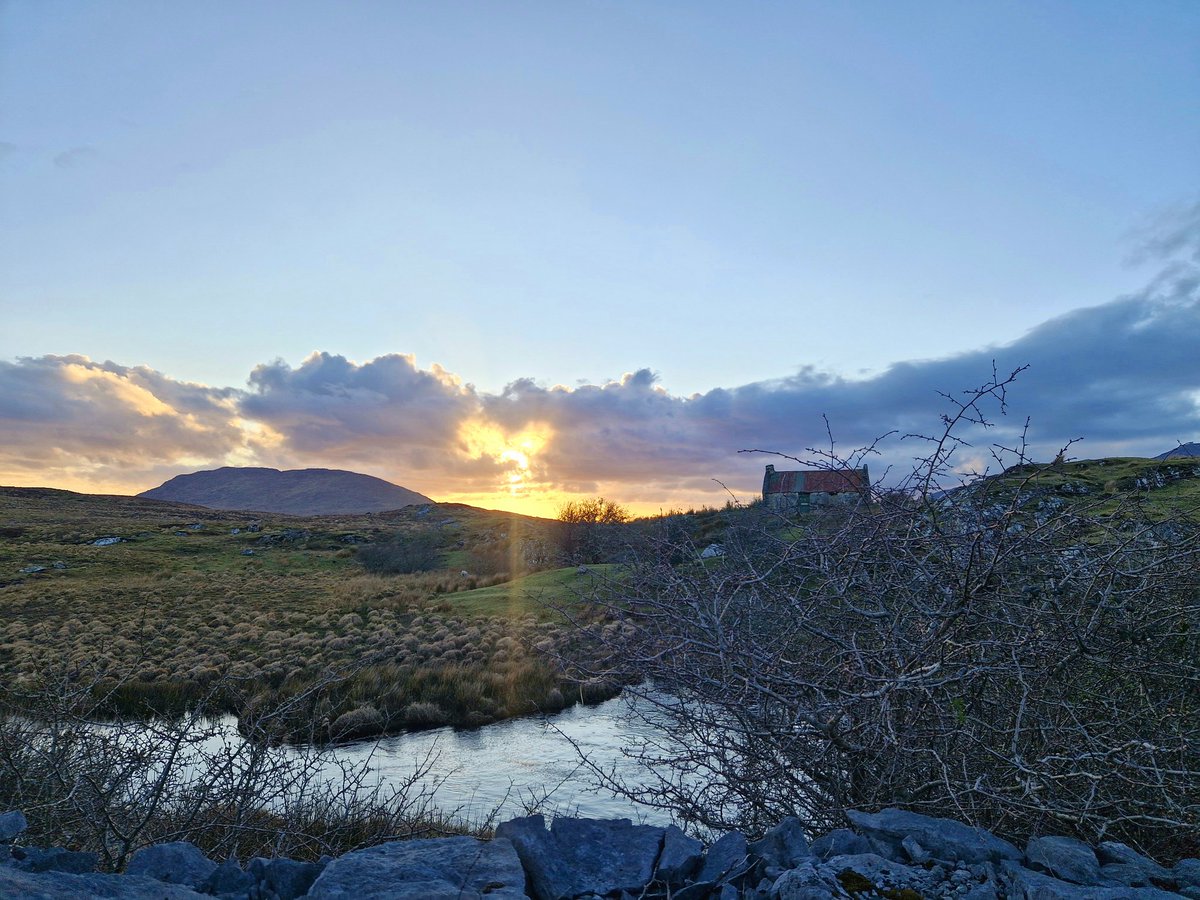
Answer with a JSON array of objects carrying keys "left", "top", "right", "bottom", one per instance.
[{"left": 764, "top": 468, "right": 866, "bottom": 495}]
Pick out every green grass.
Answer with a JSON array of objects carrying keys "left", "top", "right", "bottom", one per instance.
[
  {"left": 446, "top": 564, "right": 623, "bottom": 620},
  {"left": 0, "top": 487, "right": 610, "bottom": 738}
]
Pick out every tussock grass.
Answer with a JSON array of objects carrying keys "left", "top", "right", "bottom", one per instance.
[{"left": 0, "top": 490, "right": 618, "bottom": 739}]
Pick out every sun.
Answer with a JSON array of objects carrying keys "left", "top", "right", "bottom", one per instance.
[{"left": 458, "top": 420, "right": 553, "bottom": 495}]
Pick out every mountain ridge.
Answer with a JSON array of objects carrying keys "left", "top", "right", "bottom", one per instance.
[{"left": 138, "top": 466, "right": 433, "bottom": 515}]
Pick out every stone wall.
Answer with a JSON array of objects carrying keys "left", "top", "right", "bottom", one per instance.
[{"left": 1, "top": 806, "right": 1197, "bottom": 899}]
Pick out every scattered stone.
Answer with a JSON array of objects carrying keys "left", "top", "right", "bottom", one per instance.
[
  {"left": 230, "top": 527, "right": 241, "bottom": 534},
  {"left": 91, "top": 536, "right": 121, "bottom": 545},
  {"left": 126, "top": 841, "right": 216, "bottom": 888},
  {"left": 242, "top": 549, "right": 256, "bottom": 555},
  {"left": 1026, "top": 835, "right": 1102, "bottom": 886},
  {"left": 0, "top": 810, "right": 27, "bottom": 842},
  {"left": 308, "top": 835, "right": 525, "bottom": 899},
  {"left": 700, "top": 543, "right": 725, "bottom": 559},
  {"left": 51, "top": 560, "right": 66, "bottom": 569},
  {"left": 18, "top": 564, "right": 45, "bottom": 574}
]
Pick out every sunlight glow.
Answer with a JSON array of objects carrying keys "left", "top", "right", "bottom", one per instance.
[{"left": 458, "top": 420, "right": 553, "bottom": 496}]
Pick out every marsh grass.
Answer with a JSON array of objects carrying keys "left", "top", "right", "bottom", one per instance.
[{"left": 0, "top": 490, "right": 617, "bottom": 739}]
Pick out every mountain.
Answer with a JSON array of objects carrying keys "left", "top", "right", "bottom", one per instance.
[
  {"left": 138, "top": 467, "right": 433, "bottom": 515},
  {"left": 1154, "top": 442, "right": 1200, "bottom": 460}
]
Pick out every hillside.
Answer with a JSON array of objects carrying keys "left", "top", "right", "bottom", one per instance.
[
  {"left": 138, "top": 466, "right": 433, "bottom": 515},
  {"left": 1156, "top": 442, "right": 1200, "bottom": 460}
]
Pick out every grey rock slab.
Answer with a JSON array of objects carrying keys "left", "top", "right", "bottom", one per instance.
[
  {"left": 18, "top": 847, "right": 99, "bottom": 874},
  {"left": 1026, "top": 836, "right": 1102, "bottom": 886},
  {"left": 248, "top": 856, "right": 324, "bottom": 899},
  {"left": 697, "top": 830, "right": 749, "bottom": 884},
  {"left": 126, "top": 841, "right": 215, "bottom": 888},
  {"left": 1095, "top": 842, "right": 1170, "bottom": 881},
  {"left": 824, "top": 851, "right": 927, "bottom": 886},
  {"left": 0, "top": 809, "right": 27, "bottom": 841},
  {"left": 962, "top": 880, "right": 1000, "bottom": 900},
  {"left": 749, "top": 816, "right": 810, "bottom": 869},
  {"left": 809, "top": 828, "right": 871, "bottom": 860},
  {"left": 0, "top": 865, "right": 210, "bottom": 898},
  {"left": 496, "top": 815, "right": 663, "bottom": 900},
  {"left": 201, "top": 856, "right": 254, "bottom": 895},
  {"left": 1100, "top": 863, "right": 1159, "bottom": 888},
  {"left": 307, "top": 835, "right": 525, "bottom": 899},
  {"left": 1002, "top": 862, "right": 1181, "bottom": 899},
  {"left": 770, "top": 863, "right": 838, "bottom": 900},
  {"left": 846, "top": 808, "right": 1022, "bottom": 864},
  {"left": 657, "top": 824, "right": 703, "bottom": 884},
  {"left": 1177, "top": 859, "right": 1200, "bottom": 888}
]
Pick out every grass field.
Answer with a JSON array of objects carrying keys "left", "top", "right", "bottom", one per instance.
[{"left": 0, "top": 488, "right": 621, "bottom": 739}]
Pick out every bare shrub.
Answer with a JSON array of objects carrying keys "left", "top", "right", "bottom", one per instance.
[
  {"left": 576, "top": 368, "right": 1200, "bottom": 857},
  {"left": 0, "top": 665, "right": 465, "bottom": 869}
]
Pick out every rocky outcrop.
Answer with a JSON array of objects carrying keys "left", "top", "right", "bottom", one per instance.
[{"left": 2, "top": 806, "right": 1197, "bottom": 899}]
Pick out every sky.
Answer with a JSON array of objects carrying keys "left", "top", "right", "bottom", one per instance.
[{"left": 1, "top": 1, "right": 1198, "bottom": 516}]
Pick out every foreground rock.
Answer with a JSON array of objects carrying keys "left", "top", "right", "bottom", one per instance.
[{"left": 1, "top": 806, "right": 1196, "bottom": 898}]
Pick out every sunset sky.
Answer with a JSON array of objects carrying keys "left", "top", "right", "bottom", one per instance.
[{"left": 1, "top": 2, "right": 1198, "bottom": 516}]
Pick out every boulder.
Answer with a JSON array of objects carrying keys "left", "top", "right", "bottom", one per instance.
[
  {"left": 824, "top": 852, "right": 927, "bottom": 891},
  {"left": 0, "top": 865, "right": 210, "bottom": 898},
  {"left": 126, "top": 841, "right": 216, "bottom": 888},
  {"left": 308, "top": 835, "right": 525, "bottom": 899},
  {"left": 770, "top": 862, "right": 837, "bottom": 900},
  {"left": 696, "top": 830, "right": 750, "bottom": 885},
  {"left": 1095, "top": 842, "right": 1171, "bottom": 883},
  {"left": 1002, "top": 861, "right": 1180, "bottom": 899},
  {"left": 1026, "top": 836, "right": 1102, "bottom": 886},
  {"left": 846, "top": 808, "right": 1021, "bottom": 864},
  {"left": 656, "top": 824, "right": 703, "bottom": 884},
  {"left": 17, "top": 847, "right": 98, "bottom": 874},
  {"left": 0, "top": 810, "right": 27, "bottom": 842},
  {"left": 748, "top": 816, "right": 810, "bottom": 869},
  {"left": 248, "top": 855, "right": 325, "bottom": 899},
  {"left": 201, "top": 855, "right": 254, "bottom": 895},
  {"left": 496, "top": 815, "right": 662, "bottom": 900},
  {"left": 809, "top": 828, "right": 870, "bottom": 860},
  {"left": 1176, "top": 859, "right": 1200, "bottom": 888}
]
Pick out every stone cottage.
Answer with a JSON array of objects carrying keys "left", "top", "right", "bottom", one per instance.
[{"left": 761, "top": 464, "right": 869, "bottom": 511}]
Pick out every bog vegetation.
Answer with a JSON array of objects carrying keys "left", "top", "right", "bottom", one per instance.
[{"left": 1, "top": 368, "right": 1198, "bottom": 861}]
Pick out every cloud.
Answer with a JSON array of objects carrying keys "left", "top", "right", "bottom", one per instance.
[
  {"left": 52, "top": 146, "right": 98, "bottom": 169},
  {"left": 0, "top": 355, "right": 267, "bottom": 492},
  {"left": 2, "top": 213, "right": 1198, "bottom": 507}
]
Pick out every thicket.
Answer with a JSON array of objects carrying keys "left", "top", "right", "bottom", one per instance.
[
  {"left": 576, "top": 369, "right": 1200, "bottom": 859},
  {"left": 0, "top": 667, "right": 473, "bottom": 870}
]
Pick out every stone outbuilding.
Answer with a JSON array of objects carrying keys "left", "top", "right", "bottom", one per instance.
[{"left": 761, "top": 464, "right": 869, "bottom": 511}]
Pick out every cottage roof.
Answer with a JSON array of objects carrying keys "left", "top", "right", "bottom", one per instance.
[{"left": 763, "top": 466, "right": 867, "bottom": 495}]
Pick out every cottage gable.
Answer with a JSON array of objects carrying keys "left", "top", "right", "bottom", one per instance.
[{"left": 762, "top": 464, "right": 868, "bottom": 511}]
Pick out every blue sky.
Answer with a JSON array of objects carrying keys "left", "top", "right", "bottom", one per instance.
[{"left": 1, "top": 2, "right": 1197, "bottom": 512}]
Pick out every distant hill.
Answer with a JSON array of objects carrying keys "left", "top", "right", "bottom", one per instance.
[
  {"left": 1155, "top": 443, "right": 1200, "bottom": 460},
  {"left": 138, "top": 467, "right": 433, "bottom": 515}
]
